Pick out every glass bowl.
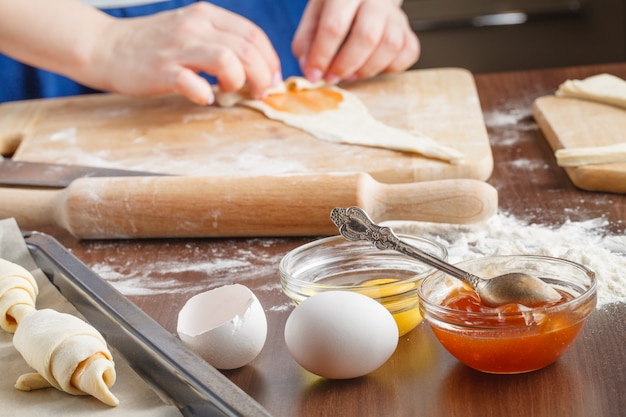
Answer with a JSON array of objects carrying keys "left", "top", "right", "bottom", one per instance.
[
  {"left": 418, "top": 255, "right": 597, "bottom": 374},
  {"left": 279, "top": 234, "right": 447, "bottom": 336}
]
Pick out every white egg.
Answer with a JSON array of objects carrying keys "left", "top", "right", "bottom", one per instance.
[
  {"left": 177, "top": 284, "right": 267, "bottom": 370},
  {"left": 284, "top": 290, "right": 398, "bottom": 379}
]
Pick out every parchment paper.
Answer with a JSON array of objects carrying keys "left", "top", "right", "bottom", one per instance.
[{"left": 0, "top": 218, "right": 182, "bottom": 416}]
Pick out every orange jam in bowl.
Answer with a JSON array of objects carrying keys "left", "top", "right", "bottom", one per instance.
[
  {"left": 418, "top": 255, "right": 597, "bottom": 374},
  {"left": 279, "top": 235, "right": 448, "bottom": 336}
]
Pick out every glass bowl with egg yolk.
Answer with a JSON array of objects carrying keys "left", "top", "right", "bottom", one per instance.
[
  {"left": 418, "top": 255, "right": 597, "bottom": 374},
  {"left": 279, "top": 234, "right": 447, "bottom": 336}
]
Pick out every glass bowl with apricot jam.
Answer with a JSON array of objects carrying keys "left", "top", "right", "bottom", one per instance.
[
  {"left": 279, "top": 234, "right": 447, "bottom": 337},
  {"left": 418, "top": 255, "right": 597, "bottom": 374}
]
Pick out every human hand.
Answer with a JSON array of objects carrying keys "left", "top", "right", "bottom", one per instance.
[
  {"left": 92, "top": 3, "right": 281, "bottom": 105},
  {"left": 292, "top": 0, "right": 419, "bottom": 84}
]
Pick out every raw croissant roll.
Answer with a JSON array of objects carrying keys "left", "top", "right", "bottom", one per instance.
[
  {"left": 0, "top": 258, "right": 38, "bottom": 333},
  {"left": 13, "top": 309, "right": 119, "bottom": 406}
]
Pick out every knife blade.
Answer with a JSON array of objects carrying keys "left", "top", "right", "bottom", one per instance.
[{"left": 0, "top": 156, "right": 168, "bottom": 188}]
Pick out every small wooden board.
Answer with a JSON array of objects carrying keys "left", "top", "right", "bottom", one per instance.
[{"left": 533, "top": 95, "right": 626, "bottom": 193}]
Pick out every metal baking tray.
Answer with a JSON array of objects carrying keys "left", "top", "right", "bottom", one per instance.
[{"left": 24, "top": 231, "right": 273, "bottom": 417}]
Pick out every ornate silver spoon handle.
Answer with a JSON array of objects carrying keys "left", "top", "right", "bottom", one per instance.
[{"left": 330, "top": 206, "right": 479, "bottom": 287}]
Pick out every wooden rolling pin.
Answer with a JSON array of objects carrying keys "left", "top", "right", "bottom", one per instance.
[{"left": 0, "top": 173, "right": 497, "bottom": 239}]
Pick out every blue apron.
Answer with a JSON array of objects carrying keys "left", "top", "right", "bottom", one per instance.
[{"left": 0, "top": 0, "right": 306, "bottom": 102}]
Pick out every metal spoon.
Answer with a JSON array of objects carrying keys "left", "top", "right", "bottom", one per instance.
[{"left": 330, "top": 206, "right": 562, "bottom": 308}]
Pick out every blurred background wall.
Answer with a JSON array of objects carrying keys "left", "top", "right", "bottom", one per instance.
[{"left": 402, "top": 0, "right": 625, "bottom": 73}]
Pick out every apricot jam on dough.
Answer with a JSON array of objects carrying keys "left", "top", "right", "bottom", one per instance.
[
  {"left": 262, "top": 87, "right": 343, "bottom": 114},
  {"left": 433, "top": 286, "right": 584, "bottom": 373}
]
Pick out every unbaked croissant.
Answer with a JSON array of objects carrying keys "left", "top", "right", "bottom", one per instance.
[
  {"left": 13, "top": 309, "right": 119, "bottom": 406},
  {"left": 0, "top": 258, "right": 119, "bottom": 406},
  {"left": 0, "top": 259, "right": 38, "bottom": 333}
]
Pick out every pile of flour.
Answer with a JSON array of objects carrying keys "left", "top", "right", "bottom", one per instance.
[{"left": 385, "top": 213, "right": 626, "bottom": 308}]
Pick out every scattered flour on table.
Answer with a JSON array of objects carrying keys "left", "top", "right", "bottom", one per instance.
[
  {"left": 86, "top": 214, "right": 625, "bottom": 309},
  {"left": 87, "top": 241, "right": 286, "bottom": 298},
  {"left": 507, "top": 158, "right": 550, "bottom": 171},
  {"left": 483, "top": 107, "right": 533, "bottom": 128},
  {"left": 483, "top": 106, "right": 537, "bottom": 147},
  {"left": 385, "top": 213, "right": 626, "bottom": 308}
]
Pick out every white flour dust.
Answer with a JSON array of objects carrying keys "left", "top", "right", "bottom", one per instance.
[
  {"left": 507, "top": 158, "right": 550, "bottom": 171},
  {"left": 483, "top": 106, "right": 538, "bottom": 147},
  {"left": 86, "top": 214, "right": 625, "bottom": 309},
  {"left": 87, "top": 240, "right": 286, "bottom": 299},
  {"left": 385, "top": 213, "right": 626, "bottom": 307},
  {"left": 483, "top": 107, "right": 534, "bottom": 129}
]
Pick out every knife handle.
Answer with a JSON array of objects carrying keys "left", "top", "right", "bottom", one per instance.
[{"left": 0, "top": 173, "right": 497, "bottom": 239}]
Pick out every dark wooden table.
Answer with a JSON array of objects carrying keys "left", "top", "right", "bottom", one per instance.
[{"left": 43, "top": 63, "right": 626, "bottom": 417}]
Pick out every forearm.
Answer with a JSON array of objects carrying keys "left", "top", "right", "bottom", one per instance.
[
  {"left": 0, "top": 0, "right": 113, "bottom": 89},
  {"left": 0, "top": 1, "right": 284, "bottom": 103}
]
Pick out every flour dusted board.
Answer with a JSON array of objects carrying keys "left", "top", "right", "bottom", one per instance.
[
  {"left": 1, "top": 68, "right": 492, "bottom": 184},
  {"left": 533, "top": 95, "right": 626, "bottom": 193}
]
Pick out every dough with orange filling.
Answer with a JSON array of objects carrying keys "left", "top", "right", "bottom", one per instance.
[{"left": 215, "top": 77, "right": 464, "bottom": 163}]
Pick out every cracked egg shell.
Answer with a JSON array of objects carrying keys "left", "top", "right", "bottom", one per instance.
[{"left": 177, "top": 284, "right": 267, "bottom": 370}]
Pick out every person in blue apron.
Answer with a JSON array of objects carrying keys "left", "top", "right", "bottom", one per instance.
[{"left": 0, "top": 0, "right": 419, "bottom": 104}]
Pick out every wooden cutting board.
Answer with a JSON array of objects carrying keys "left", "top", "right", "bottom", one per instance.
[
  {"left": 533, "top": 95, "right": 626, "bottom": 193},
  {"left": 0, "top": 68, "right": 492, "bottom": 184}
]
